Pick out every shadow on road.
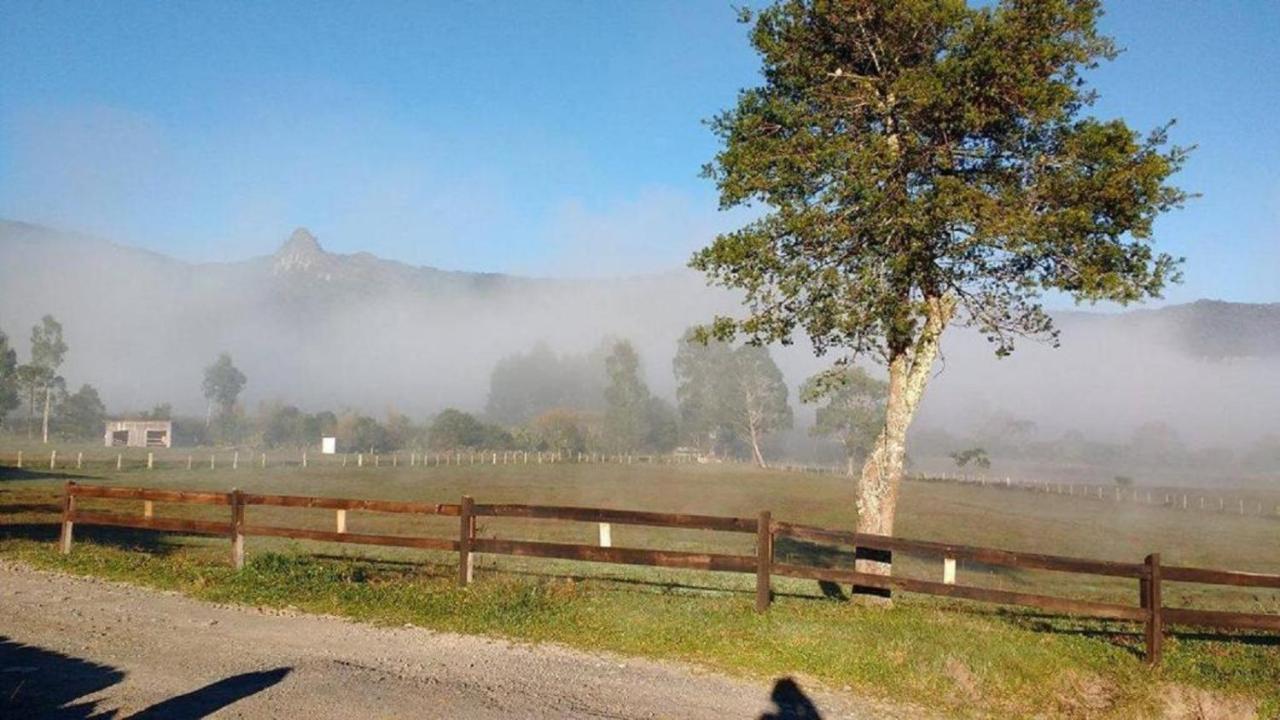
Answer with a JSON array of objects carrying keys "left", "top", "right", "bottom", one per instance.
[
  {"left": 128, "top": 667, "right": 292, "bottom": 719},
  {"left": 759, "top": 677, "right": 823, "bottom": 720},
  {"left": 1, "top": 635, "right": 291, "bottom": 719},
  {"left": 0, "top": 635, "right": 123, "bottom": 719}
]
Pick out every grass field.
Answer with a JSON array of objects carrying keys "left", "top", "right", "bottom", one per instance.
[{"left": 2, "top": 442, "right": 1278, "bottom": 718}]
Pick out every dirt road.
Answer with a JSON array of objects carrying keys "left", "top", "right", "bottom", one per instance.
[{"left": 0, "top": 561, "right": 904, "bottom": 718}]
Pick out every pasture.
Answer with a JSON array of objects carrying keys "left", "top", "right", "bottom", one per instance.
[{"left": 2, "top": 443, "right": 1279, "bottom": 717}]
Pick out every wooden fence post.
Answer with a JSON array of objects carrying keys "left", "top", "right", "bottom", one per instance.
[
  {"left": 59, "top": 481, "right": 75, "bottom": 554},
  {"left": 230, "top": 488, "right": 245, "bottom": 570},
  {"left": 459, "top": 495, "right": 475, "bottom": 586},
  {"left": 756, "top": 510, "right": 773, "bottom": 613},
  {"left": 1144, "top": 553, "right": 1163, "bottom": 666}
]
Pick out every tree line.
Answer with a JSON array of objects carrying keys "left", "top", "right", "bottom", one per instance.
[
  {"left": 0, "top": 317, "right": 890, "bottom": 469},
  {"left": 0, "top": 315, "right": 106, "bottom": 442}
]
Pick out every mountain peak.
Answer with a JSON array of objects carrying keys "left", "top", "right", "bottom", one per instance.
[{"left": 273, "top": 227, "right": 329, "bottom": 276}]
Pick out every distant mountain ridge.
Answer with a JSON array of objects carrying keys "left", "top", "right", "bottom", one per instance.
[
  {"left": 4, "top": 218, "right": 1275, "bottom": 358},
  {"left": 1, "top": 218, "right": 1277, "bottom": 438}
]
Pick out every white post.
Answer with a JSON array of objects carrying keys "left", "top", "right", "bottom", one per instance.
[
  {"left": 143, "top": 500, "right": 154, "bottom": 519},
  {"left": 77, "top": 451, "right": 83, "bottom": 469},
  {"left": 187, "top": 455, "right": 193, "bottom": 470},
  {"left": 233, "top": 451, "right": 239, "bottom": 470},
  {"left": 261, "top": 452, "right": 266, "bottom": 468},
  {"left": 358, "top": 453, "right": 364, "bottom": 468},
  {"left": 211, "top": 454, "right": 216, "bottom": 470},
  {"left": 15, "top": 450, "right": 21, "bottom": 469},
  {"left": 336, "top": 509, "right": 347, "bottom": 534},
  {"left": 943, "top": 557, "right": 957, "bottom": 585},
  {"left": 302, "top": 452, "right": 307, "bottom": 468},
  {"left": 50, "top": 450, "right": 57, "bottom": 469},
  {"left": 117, "top": 453, "right": 123, "bottom": 470},
  {"left": 147, "top": 452, "right": 153, "bottom": 470},
  {"left": 599, "top": 523, "right": 612, "bottom": 548}
]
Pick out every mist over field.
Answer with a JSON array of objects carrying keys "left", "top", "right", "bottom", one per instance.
[{"left": 2, "top": 219, "right": 1278, "bottom": 469}]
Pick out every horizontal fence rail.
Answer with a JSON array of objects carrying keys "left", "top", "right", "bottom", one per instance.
[{"left": 54, "top": 481, "right": 1280, "bottom": 666}]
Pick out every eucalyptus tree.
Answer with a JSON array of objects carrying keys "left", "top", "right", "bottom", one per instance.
[
  {"left": 23, "top": 315, "right": 68, "bottom": 443},
  {"left": 802, "top": 366, "right": 888, "bottom": 476},
  {"left": 694, "top": 0, "right": 1189, "bottom": 583}
]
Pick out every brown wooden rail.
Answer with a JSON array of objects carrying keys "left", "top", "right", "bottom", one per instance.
[{"left": 56, "top": 481, "right": 1280, "bottom": 666}]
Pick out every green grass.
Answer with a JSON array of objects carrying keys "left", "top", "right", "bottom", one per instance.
[{"left": 2, "top": 453, "right": 1279, "bottom": 717}]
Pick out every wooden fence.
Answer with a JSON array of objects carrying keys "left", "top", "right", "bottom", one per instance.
[{"left": 56, "top": 481, "right": 1280, "bottom": 666}]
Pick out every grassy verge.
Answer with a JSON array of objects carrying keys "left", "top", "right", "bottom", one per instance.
[{"left": 3, "top": 534, "right": 1277, "bottom": 719}]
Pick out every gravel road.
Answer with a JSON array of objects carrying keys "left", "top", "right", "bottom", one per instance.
[{"left": 0, "top": 561, "right": 909, "bottom": 719}]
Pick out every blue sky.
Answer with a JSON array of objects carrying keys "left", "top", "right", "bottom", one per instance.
[{"left": 1, "top": 1, "right": 1276, "bottom": 303}]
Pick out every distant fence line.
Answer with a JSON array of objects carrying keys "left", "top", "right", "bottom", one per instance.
[
  {"left": 55, "top": 480, "right": 1280, "bottom": 667},
  {"left": 1, "top": 447, "right": 695, "bottom": 472},
  {"left": 5, "top": 448, "right": 1277, "bottom": 521},
  {"left": 909, "top": 472, "right": 1280, "bottom": 520}
]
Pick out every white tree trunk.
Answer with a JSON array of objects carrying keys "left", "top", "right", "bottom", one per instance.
[
  {"left": 853, "top": 295, "right": 955, "bottom": 602},
  {"left": 41, "top": 385, "right": 51, "bottom": 444}
]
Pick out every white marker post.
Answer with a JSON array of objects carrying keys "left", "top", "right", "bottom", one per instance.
[
  {"left": 943, "top": 557, "right": 957, "bottom": 585},
  {"left": 598, "top": 523, "right": 612, "bottom": 548}
]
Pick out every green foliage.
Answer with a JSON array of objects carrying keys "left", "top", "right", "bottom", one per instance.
[
  {"left": 601, "top": 340, "right": 654, "bottom": 452},
  {"left": 428, "top": 408, "right": 510, "bottom": 450},
  {"left": 485, "top": 343, "right": 604, "bottom": 426},
  {"left": 801, "top": 365, "right": 887, "bottom": 467},
  {"left": 673, "top": 331, "right": 792, "bottom": 462},
  {"left": 350, "top": 415, "right": 394, "bottom": 453},
  {"left": 694, "top": 0, "right": 1189, "bottom": 359},
  {"left": 950, "top": 447, "right": 992, "bottom": 470},
  {"left": 0, "top": 328, "right": 18, "bottom": 423},
  {"left": 528, "top": 408, "right": 591, "bottom": 455},
  {"left": 261, "top": 404, "right": 337, "bottom": 448},
  {"left": 644, "top": 396, "right": 680, "bottom": 453},
  {"left": 56, "top": 383, "right": 106, "bottom": 439},
  {"left": 673, "top": 329, "right": 737, "bottom": 451},
  {"left": 30, "top": 315, "right": 67, "bottom": 371},
  {"left": 202, "top": 352, "right": 247, "bottom": 416}
]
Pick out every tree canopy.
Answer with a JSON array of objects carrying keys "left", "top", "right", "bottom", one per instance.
[
  {"left": 802, "top": 365, "right": 888, "bottom": 474},
  {"left": 695, "top": 0, "right": 1188, "bottom": 584},
  {"left": 674, "top": 331, "right": 792, "bottom": 465},
  {"left": 202, "top": 353, "right": 247, "bottom": 416},
  {"left": 696, "top": 0, "right": 1188, "bottom": 361},
  {"left": 57, "top": 384, "right": 106, "bottom": 439}
]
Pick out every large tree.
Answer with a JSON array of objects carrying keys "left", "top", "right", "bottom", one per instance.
[
  {"left": 202, "top": 353, "right": 247, "bottom": 427},
  {"left": 22, "top": 315, "right": 68, "bottom": 444},
  {"left": 802, "top": 366, "right": 888, "bottom": 476},
  {"left": 728, "top": 345, "right": 793, "bottom": 467},
  {"left": 673, "top": 332, "right": 792, "bottom": 466},
  {"left": 601, "top": 340, "right": 653, "bottom": 453},
  {"left": 0, "top": 329, "right": 18, "bottom": 428},
  {"left": 695, "top": 0, "right": 1188, "bottom": 582},
  {"left": 57, "top": 384, "right": 107, "bottom": 440}
]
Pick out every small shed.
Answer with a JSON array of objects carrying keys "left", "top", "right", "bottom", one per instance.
[{"left": 105, "top": 420, "right": 173, "bottom": 448}]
